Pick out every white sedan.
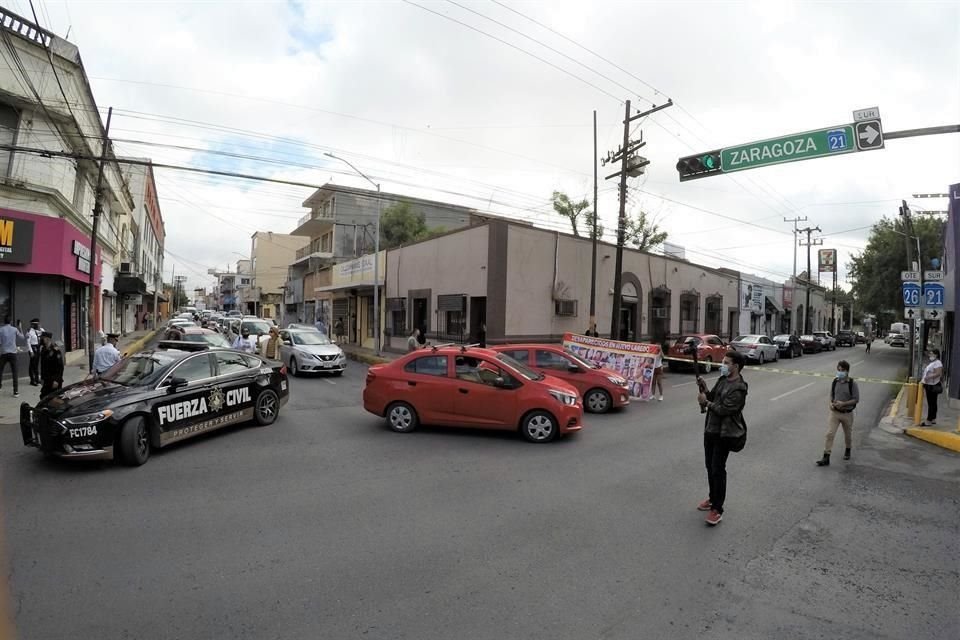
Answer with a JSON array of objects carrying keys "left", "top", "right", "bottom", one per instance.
[
  {"left": 729, "top": 335, "right": 779, "bottom": 364},
  {"left": 279, "top": 329, "right": 346, "bottom": 376}
]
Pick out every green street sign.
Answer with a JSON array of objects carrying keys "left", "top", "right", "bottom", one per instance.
[{"left": 720, "top": 124, "right": 856, "bottom": 173}]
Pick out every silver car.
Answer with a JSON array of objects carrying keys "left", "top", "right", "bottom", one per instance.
[
  {"left": 280, "top": 329, "right": 346, "bottom": 377},
  {"left": 730, "top": 335, "right": 779, "bottom": 364}
]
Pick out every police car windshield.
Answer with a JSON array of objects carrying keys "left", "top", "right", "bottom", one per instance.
[
  {"left": 496, "top": 353, "right": 543, "bottom": 381},
  {"left": 292, "top": 332, "right": 331, "bottom": 346},
  {"left": 99, "top": 352, "right": 179, "bottom": 386}
]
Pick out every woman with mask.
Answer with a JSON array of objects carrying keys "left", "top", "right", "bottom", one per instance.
[{"left": 920, "top": 349, "right": 944, "bottom": 426}]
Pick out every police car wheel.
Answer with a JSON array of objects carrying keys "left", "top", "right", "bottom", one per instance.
[
  {"left": 119, "top": 416, "right": 150, "bottom": 467},
  {"left": 255, "top": 389, "right": 280, "bottom": 426}
]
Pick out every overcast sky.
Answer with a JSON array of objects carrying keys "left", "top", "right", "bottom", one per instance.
[{"left": 20, "top": 0, "right": 960, "bottom": 294}]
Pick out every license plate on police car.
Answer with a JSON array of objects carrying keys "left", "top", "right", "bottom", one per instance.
[{"left": 281, "top": 381, "right": 287, "bottom": 391}]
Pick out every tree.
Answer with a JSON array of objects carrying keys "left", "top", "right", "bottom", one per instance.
[
  {"left": 848, "top": 215, "right": 943, "bottom": 328},
  {"left": 585, "top": 210, "right": 604, "bottom": 240},
  {"left": 624, "top": 209, "right": 668, "bottom": 251},
  {"left": 552, "top": 191, "right": 591, "bottom": 237},
  {"left": 379, "top": 202, "right": 430, "bottom": 249}
]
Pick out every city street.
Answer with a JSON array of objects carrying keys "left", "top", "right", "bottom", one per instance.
[{"left": 1, "top": 341, "right": 956, "bottom": 639}]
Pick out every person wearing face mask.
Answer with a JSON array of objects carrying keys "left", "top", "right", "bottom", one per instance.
[
  {"left": 920, "top": 348, "right": 944, "bottom": 426},
  {"left": 695, "top": 350, "right": 749, "bottom": 527},
  {"left": 816, "top": 360, "right": 860, "bottom": 466}
]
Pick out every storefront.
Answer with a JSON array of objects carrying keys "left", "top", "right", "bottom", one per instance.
[
  {"left": 315, "top": 251, "right": 384, "bottom": 349},
  {"left": 0, "top": 208, "right": 103, "bottom": 364}
]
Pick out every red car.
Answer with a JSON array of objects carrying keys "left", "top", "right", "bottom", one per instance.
[
  {"left": 490, "top": 344, "right": 629, "bottom": 413},
  {"left": 667, "top": 334, "right": 728, "bottom": 373},
  {"left": 363, "top": 345, "right": 583, "bottom": 443}
]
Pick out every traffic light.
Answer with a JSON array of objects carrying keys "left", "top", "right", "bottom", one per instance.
[{"left": 676, "top": 150, "right": 723, "bottom": 182}]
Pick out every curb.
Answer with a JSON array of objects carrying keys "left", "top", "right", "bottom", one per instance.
[
  {"left": 905, "top": 427, "right": 960, "bottom": 454},
  {"left": 345, "top": 351, "right": 391, "bottom": 366},
  {"left": 121, "top": 329, "right": 161, "bottom": 357}
]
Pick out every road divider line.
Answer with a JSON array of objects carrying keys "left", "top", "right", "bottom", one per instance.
[
  {"left": 673, "top": 376, "right": 718, "bottom": 388},
  {"left": 324, "top": 379, "right": 336, "bottom": 386},
  {"left": 769, "top": 381, "right": 817, "bottom": 402},
  {"left": 663, "top": 356, "right": 906, "bottom": 385}
]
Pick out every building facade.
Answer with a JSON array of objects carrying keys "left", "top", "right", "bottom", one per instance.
[
  {"left": 0, "top": 9, "right": 136, "bottom": 364},
  {"left": 381, "top": 221, "right": 743, "bottom": 350},
  {"left": 248, "top": 231, "right": 307, "bottom": 320},
  {"left": 117, "top": 160, "right": 165, "bottom": 331}
]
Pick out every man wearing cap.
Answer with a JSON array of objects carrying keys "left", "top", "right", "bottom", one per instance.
[
  {"left": 26, "top": 318, "right": 43, "bottom": 386},
  {"left": 39, "top": 331, "right": 63, "bottom": 397},
  {"left": 93, "top": 333, "right": 122, "bottom": 376}
]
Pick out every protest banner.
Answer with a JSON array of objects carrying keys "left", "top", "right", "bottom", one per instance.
[{"left": 561, "top": 332, "right": 660, "bottom": 400}]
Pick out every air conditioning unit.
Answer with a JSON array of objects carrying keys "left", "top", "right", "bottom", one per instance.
[
  {"left": 653, "top": 307, "right": 668, "bottom": 318},
  {"left": 118, "top": 262, "right": 133, "bottom": 274},
  {"left": 554, "top": 300, "right": 578, "bottom": 317}
]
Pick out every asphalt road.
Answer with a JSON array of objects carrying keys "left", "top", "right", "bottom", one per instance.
[{"left": 1, "top": 342, "right": 957, "bottom": 639}]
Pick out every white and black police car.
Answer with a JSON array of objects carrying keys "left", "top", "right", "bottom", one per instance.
[{"left": 20, "top": 341, "right": 290, "bottom": 466}]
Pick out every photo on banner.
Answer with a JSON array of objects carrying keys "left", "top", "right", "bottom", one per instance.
[{"left": 562, "top": 332, "right": 659, "bottom": 400}]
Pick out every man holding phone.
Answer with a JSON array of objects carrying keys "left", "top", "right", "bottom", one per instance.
[{"left": 696, "top": 350, "right": 749, "bottom": 527}]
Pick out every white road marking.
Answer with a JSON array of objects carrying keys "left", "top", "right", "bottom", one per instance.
[
  {"left": 769, "top": 381, "right": 816, "bottom": 402},
  {"left": 324, "top": 379, "right": 337, "bottom": 385},
  {"left": 849, "top": 360, "right": 864, "bottom": 367},
  {"left": 673, "top": 377, "right": 718, "bottom": 388}
]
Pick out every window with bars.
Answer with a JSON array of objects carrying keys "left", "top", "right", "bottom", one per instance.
[{"left": 387, "top": 298, "right": 406, "bottom": 336}]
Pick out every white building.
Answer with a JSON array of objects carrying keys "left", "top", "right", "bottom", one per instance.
[{"left": 118, "top": 161, "right": 165, "bottom": 331}]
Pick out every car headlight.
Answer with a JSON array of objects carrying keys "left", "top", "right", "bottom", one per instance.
[
  {"left": 64, "top": 409, "right": 113, "bottom": 425},
  {"left": 549, "top": 389, "right": 578, "bottom": 406},
  {"left": 607, "top": 376, "right": 627, "bottom": 387}
]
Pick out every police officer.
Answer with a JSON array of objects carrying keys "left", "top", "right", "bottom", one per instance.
[
  {"left": 93, "top": 333, "right": 122, "bottom": 376},
  {"left": 39, "top": 331, "right": 64, "bottom": 397},
  {"left": 26, "top": 318, "right": 43, "bottom": 386}
]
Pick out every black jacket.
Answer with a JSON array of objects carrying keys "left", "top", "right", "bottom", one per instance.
[
  {"left": 40, "top": 345, "right": 64, "bottom": 383},
  {"left": 703, "top": 375, "right": 748, "bottom": 438}
]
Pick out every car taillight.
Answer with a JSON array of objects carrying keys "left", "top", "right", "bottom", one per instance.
[{"left": 280, "top": 364, "right": 287, "bottom": 376}]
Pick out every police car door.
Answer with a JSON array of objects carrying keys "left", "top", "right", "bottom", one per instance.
[
  {"left": 212, "top": 351, "right": 258, "bottom": 423},
  {"left": 154, "top": 353, "right": 218, "bottom": 447}
]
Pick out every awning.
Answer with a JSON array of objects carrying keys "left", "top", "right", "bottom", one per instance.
[
  {"left": 765, "top": 295, "right": 783, "bottom": 313},
  {"left": 314, "top": 281, "right": 381, "bottom": 294}
]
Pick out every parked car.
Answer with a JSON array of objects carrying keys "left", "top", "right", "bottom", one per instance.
[
  {"left": 812, "top": 331, "right": 836, "bottom": 351},
  {"left": 19, "top": 341, "right": 289, "bottom": 466},
  {"left": 889, "top": 334, "right": 906, "bottom": 348},
  {"left": 729, "top": 335, "right": 779, "bottom": 364},
  {"left": 772, "top": 334, "right": 803, "bottom": 359},
  {"left": 835, "top": 331, "right": 856, "bottom": 347},
  {"left": 666, "top": 334, "right": 728, "bottom": 373},
  {"left": 884, "top": 332, "right": 898, "bottom": 344},
  {"left": 363, "top": 345, "right": 583, "bottom": 443},
  {"left": 279, "top": 329, "right": 346, "bottom": 376},
  {"left": 286, "top": 323, "right": 320, "bottom": 332},
  {"left": 799, "top": 335, "right": 823, "bottom": 353},
  {"left": 855, "top": 332, "right": 866, "bottom": 344},
  {"left": 490, "top": 344, "right": 629, "bottom": 413},
  {"left": 226, "top": 310, "right": 243, "bottom": 318},
  {"left": 178, "top": 327, "right": 233, "bottom": 349}
]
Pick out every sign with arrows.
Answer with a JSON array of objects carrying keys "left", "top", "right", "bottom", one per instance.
[
  {"left": 924, "top": 308, "right": 943, "bottom": 320},
  {"left": 904, "top": 308, "right": 919, "bottom": 320},
  {"left": 855, "top": 120, "right": 884, "bottom": 151}
]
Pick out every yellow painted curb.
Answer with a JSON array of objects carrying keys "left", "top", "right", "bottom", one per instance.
[
  {"left": 889, "top": 385, "right": 905, "bottom": 419},
  {"left": 905, "top": 428, "right": 960, "bottom": 453},
  {"left": 122, "top": 329, "right": 162, "bottom": 357}
]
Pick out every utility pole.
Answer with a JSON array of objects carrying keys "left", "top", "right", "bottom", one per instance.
[
  {"left": 603, "top": 98, "right": 672, "bottom": 340},
  {"left": 784, "top": 215, "right": 807, "bottom": 333},
  {"left": 899, "top": 200, "right": 920, "bottom": 377},
  {"left": 589, "top": 110, "right": 598, "bottom": 336},
  {"left": 87, "top": 107, "right": 112, "bottom": 371},
  {"left": 798, "top": 226, "right": 822, "bottom": 334}
]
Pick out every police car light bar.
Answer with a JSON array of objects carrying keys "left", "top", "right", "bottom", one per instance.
[{"left": 157, "top": 340, "right": 210, "bottom": 352}]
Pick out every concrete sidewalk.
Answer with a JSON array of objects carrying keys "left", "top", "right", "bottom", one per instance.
[
  {"left": 0, "top": 329, "right": 159, "bottom": 423},
  {"left": 340, "top": 343, "right": 401, "bottom": 366},
  {"left": 879, "top": 382, "right": 960, "bottom": 453}
]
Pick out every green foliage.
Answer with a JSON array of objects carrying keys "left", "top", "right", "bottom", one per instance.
[
  {"left": 379, "top": 202, "right": 430, "bottom": 249},
  {"left": 624, "top": 209, "right": 668, "bottom": 250},
  {"left": 848, "top": 216, "right": 944, "bottom": 325},
  {"left": 552, "top": 191, "right": 591, "bottom": 237}
]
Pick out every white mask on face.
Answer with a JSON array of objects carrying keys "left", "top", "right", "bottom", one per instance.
[{"left": 929, "top": 355, "right": 936, "bottom": 362}]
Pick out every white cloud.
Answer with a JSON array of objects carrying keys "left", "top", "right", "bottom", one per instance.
[{"left": 28, "top": 0, "right": 959, "bottom": 294}]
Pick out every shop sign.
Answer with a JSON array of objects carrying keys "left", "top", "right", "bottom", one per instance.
[
  {"left": 0, "top": 217, "right": 35, "bottom": 264},
  {"left": 72, "top": 240, "right": 92, "bottom": 275}
]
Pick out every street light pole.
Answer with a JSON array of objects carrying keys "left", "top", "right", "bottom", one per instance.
[{"left": 323, "top": 153, "right": 382, "bottom": 356}]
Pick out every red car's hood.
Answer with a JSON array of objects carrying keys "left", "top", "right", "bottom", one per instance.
[{"left": 540, "top": 374, "right": 579, "bottom": 396}]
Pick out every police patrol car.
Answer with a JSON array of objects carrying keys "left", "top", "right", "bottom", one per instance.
[{"left": 20, "top": 341, "right": 290, "bottom": 466}]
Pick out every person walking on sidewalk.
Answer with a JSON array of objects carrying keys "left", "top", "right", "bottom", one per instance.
[
  {"left": 920, "top": 348, "right": 944, "bottom": 426},
  {"left": 26, "top": 318, "right": 43, "bottom": 386},
  {"left": 93, "top": 333, "right": 122, "bottom": 377},
  {"left": 39, "top": 332, "right": 64, "bottom": 397},
  {"left": 816, "top": 360, "right": 860, "bottom": 466},
  {"left": 0, "top": 317, "right": 24, "bottom": 397},
  {"left": 696, "top": 350, "right": 749, "bottom": 527},
  {"left": 407, "top": 328, "right": 421, "bottom": 353}
]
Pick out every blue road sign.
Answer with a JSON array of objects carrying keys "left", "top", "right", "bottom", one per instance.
[
  {"left": 827, "top": 129, "right": 850, "bottom": 151},
  {"left": 902, "top": 282, "right": 921, "bottom": 307},
  {"left": 923, "top": 282, "right": 944, "bottom": 308}
]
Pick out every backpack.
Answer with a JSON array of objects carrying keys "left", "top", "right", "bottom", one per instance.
[{"left": 830, "top": 377, "right": 853, "bottom": 401}]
